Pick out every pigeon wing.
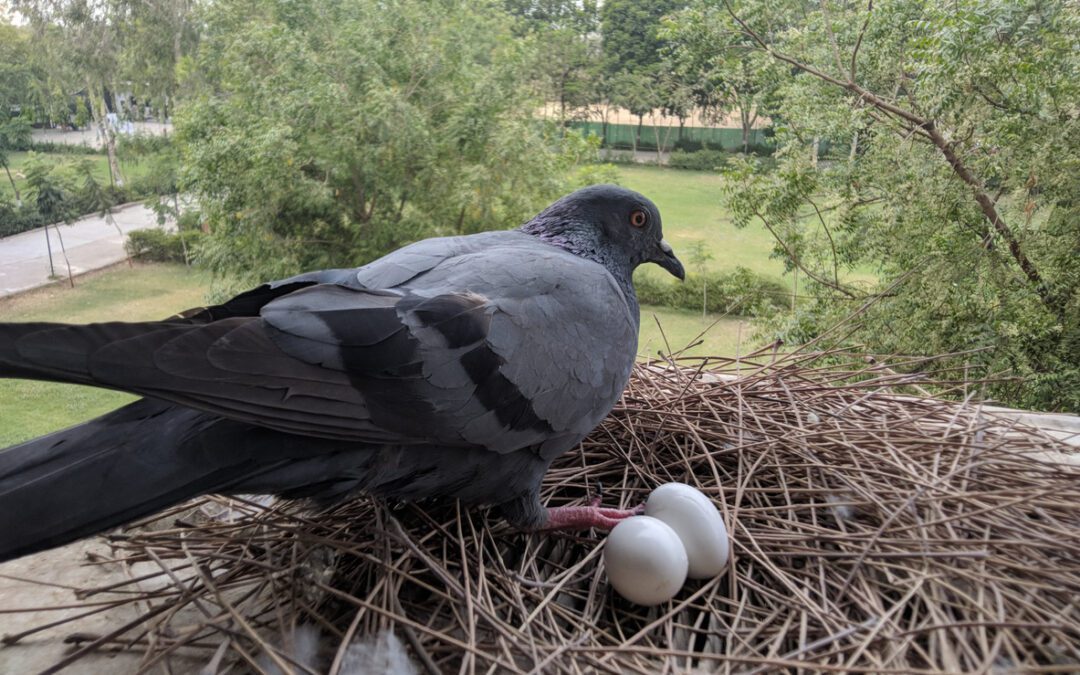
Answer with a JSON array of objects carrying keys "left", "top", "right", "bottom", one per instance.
[{"left": 6, "top": 240, "right": 638, "bottom": 454}]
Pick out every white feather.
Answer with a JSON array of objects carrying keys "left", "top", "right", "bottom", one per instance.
[{"left": 339, "top": 630, "right": 419, "bottom": 675}]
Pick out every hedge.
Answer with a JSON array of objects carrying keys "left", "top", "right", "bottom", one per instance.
[{"left": 125, "top": 227, "right": 203, "bottom": 263}]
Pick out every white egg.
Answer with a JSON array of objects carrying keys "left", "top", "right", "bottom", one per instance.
[
  {"left": 645, "top": 483, "right": 730, "bottom": 579},
  {"left": 603, "top": 516, "right": 688, "bottom": 606}
]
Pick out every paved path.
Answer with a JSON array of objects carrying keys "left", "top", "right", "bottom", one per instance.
[
  {"left": 0, "top": 202, "right": 163, "bottom": 298},
  {"left": 31, "top": 122, "right": 173, "bottom": 149}
]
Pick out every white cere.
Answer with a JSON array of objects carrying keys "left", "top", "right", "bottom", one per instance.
[{"left": 603, "top": 516, "right": 688, "bottom": 606}]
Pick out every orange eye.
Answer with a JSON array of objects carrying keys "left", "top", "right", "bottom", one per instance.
[{"left": 630, "top": 209, "right": 648, "bottom": 228}]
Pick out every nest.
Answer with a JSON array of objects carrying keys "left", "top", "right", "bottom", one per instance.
[{"left": 6, "top": 351, "right": 1080, "bottom": 673}]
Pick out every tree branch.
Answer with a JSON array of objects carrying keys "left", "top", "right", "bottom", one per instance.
[{"left": 753, "top": 208, "right": 859, "bottom": 299}]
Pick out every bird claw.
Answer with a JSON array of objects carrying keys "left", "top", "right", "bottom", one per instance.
[{"left": 541, "top": 497, "right": 645, "bottom": 532}]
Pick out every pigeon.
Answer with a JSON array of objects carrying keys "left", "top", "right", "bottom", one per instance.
[{"left": 0, "top": 184, "right": 684, "bottom": 562}]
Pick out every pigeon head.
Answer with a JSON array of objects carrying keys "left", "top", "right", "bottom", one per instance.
[{"left": 521, "top": 185, "right": 685, "bottom": 285}]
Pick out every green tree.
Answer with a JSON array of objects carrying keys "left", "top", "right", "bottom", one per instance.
[
  {"left": 0, "top": 22, "right": 33, "bottom": 114},
  {"left": 679, "top": 0, "right": 1080, "bottom": 410},
  {"left": 505, "top": 0, "right": 602, "bottom": 124},
  {"left": 601, "top": 0, "right": 684, "bottom": 76},
  {"left": 73, "top": 158, "right": 132, "bottom": 265},
  {"left": 179, "top": 0, "right": 602, "bottom": 289},
  {"left": 114, "top": 0, "right": 201, "bottom": 121},
  {"left": 15, "top": 0, "right": 131, "bottom": 184},
  {"left": 23, "top": 154, "right": 76, "bottom": 284},
  {"left": 662, "top": 2, "right": 782, "bottom": 152}
]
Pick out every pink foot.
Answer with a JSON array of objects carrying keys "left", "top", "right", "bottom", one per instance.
[{"left": 539, "top": 503, "right": 645, "bottom": 531}]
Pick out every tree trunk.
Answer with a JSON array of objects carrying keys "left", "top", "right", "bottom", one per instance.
[
  {"left": 89, "top": 85, "right": 125, "bottom": 186},
  {"left": 44, "top": 227, "right": 55, "bottom": 278},
  {"left": 849, "top": 132, "right": 859, "bottom": 162},
  {"left": 740, "top": 106, "right": 751, "bottom": 154},
  {"left": 52, "top": 223, "right": 75, "bottom": 288},
  {"left": 812, "top": 136, "right": 820, "bottom": 168}
]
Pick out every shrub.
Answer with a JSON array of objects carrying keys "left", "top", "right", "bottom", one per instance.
[
  {"left": 668, "top": 149, "right": 730, "bottom": 171},
  {"left": 25, "top": 140, "right": 99, "bottom": 154},
  {"left": 125, "top": 227, "right": 202, "bottom": 263},
  {"left": 673, "top": 138, "right": 706, "bottom": 153},
  {"left": 0, "top": 201, "right": 46, "bottom": 237},
  {"left": 635, "top": 267, "right": 790, "bottom": 316},
  {"left": 116, "top": 133, "right": 172, "bottom": 158}
]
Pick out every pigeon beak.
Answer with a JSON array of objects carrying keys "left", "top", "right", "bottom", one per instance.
[{"left": 651, "top": 239, "right": 685, "bottom": 281}]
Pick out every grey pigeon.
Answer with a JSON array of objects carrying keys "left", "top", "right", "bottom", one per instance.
[{"left": 0, "top": 185, "right": 684, "bottom": 561}]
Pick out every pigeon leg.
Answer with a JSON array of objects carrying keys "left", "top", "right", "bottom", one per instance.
[{"left": 540, "top": 502, "right": 645, "bottom": 531}]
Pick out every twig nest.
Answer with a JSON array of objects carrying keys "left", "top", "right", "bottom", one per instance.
[
  {"left": 603, "top": 516, "right": 688, "bottom": 606},
  {"left": 644, "top": 483, "right": 730, "bottom": 579}
]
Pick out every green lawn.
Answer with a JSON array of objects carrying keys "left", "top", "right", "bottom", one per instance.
[
  {"left": 0, "top": 151, "right": 151, "bottom": 202},
  {"left": 638, "top": 306, "right": 756, "bottom": 359}
]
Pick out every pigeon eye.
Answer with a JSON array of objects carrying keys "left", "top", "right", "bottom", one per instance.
[{"left": 629, "top": 210, "right": 648, "bottom": 228}]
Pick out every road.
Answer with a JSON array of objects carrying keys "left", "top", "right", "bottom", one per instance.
[{"left": 0, "top": 202, "right": 163, "bottom": 298}]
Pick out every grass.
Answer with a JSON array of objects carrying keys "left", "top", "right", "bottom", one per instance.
[
  {"left": 0, "top": 264, "right": 212, "bottom": 446},
  {"left": 0, "top": 150, "right": 152, "bottom": 202},
  {"left": 638, "top": 306, "right": 757, "bottom": 359}
]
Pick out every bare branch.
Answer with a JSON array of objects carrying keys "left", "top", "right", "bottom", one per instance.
[
  {"left": 818, "top": 0, "right": 847, "bottom": 77},
  {"left": 850, "top": 0, "right": 873, "bottom": 82},
  {"left": 802, "top": 192, "right": 843, "bottom": 291}
]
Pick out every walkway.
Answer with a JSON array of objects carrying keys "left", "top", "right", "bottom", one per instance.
[
  {"left": 0, "top": 202, "right": 163, "bottom": 298},
  {"left": 30, "top": 122, "right": 173, "bottom": 149}
]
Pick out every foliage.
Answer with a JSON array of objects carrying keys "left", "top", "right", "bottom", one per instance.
[
  {"left": 667, "top": 148, "right": 729, "bottom": 171},
  {"left": 0, "top": 22, "right": 36, "bottom": 118},
  {"left": 24, "top": 142, "right": 101, "bottom": 155},
  {"left": 505, "top": 0, "right": 601, "bottom": 122},
  {"left": 178, "top": 0, "right": 604, "bottom": 287},
  {"left": 635, "top": 266, "right": 788, "bottom": 316},
  {"left": 679, "top": 0, "right": 1080, "bottom": 410},
  {"left": 119, "top": 134, "right": 181, "bottom": 196},
  {"left": 601, "top": 0, "right": 684, "bottom": 76}
]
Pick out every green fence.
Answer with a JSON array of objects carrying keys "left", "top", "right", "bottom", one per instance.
[{"left": 569, "top": 121, "right": 774, "bottom": 152}]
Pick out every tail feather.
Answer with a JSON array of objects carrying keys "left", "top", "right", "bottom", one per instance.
[
  {"left": 0, "top": 398, "right": 309, "bottom": 562},
  {"left": 0, "top": 321, "right": 167, "bottom": 387}
]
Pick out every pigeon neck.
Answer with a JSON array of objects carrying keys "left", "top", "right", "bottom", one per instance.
[{"left": 520, "top": 220, "right": 638, "bottom": 302}]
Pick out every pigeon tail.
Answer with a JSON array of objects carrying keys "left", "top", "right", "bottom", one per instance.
[{"left": 0, "top": 398, "right": 380, "bottom": 563}]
